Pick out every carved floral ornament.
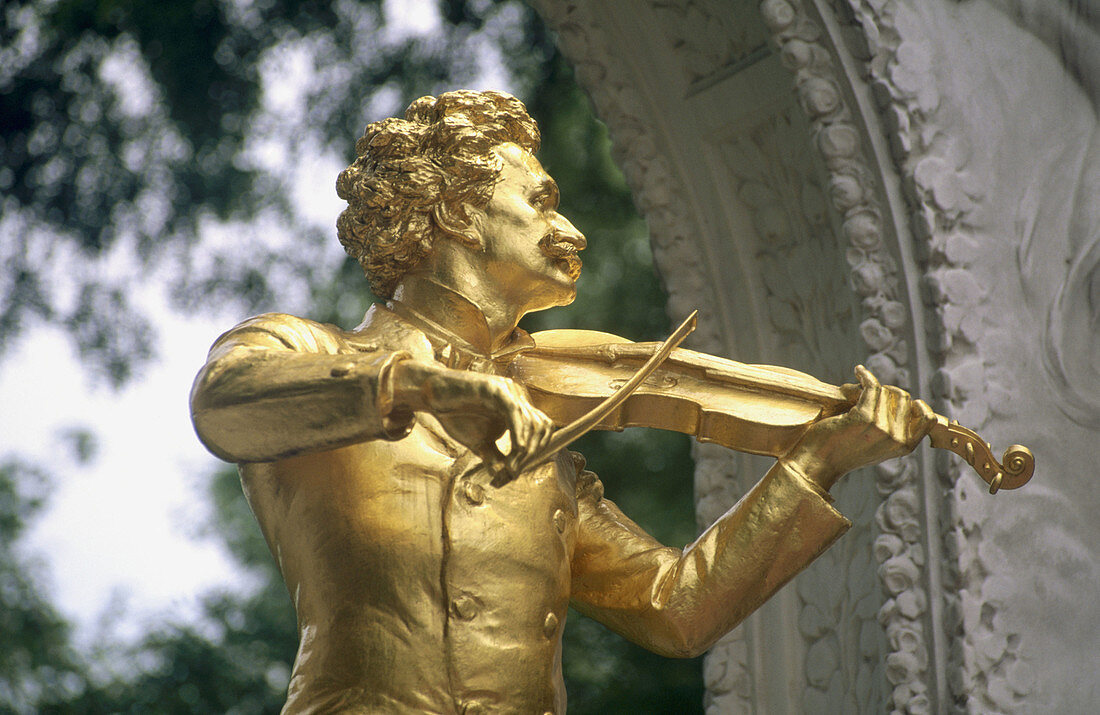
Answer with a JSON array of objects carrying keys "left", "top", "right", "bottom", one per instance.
[{"left": 533, "top": 0, "right": 1038, "bottom": 712}]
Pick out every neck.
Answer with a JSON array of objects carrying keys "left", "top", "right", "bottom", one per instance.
[{"left": 390, "top": 274, "right": 524, "bottom": 355}]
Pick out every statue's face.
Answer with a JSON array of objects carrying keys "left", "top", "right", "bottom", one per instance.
[{"left": 472, "top": 142, "right": 586, "bottom": 312}]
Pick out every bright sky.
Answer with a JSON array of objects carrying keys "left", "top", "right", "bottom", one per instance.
[
  {"left": 0, "top": 0, "right": 516, "bottom": 647},
  {"left": 0, "top": 296, "right": 241, "bottom": 645}
]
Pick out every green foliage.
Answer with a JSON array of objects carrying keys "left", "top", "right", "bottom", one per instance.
[
  {"left": 0, "top": 460, "right": 86, "bottom": 712},
  {"left": 1, "top": 0, "right": 495, "bottom": 384}
]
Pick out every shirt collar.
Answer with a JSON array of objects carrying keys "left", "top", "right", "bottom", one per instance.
[{"left": 387, "top": 280, "right": 535, "bottom": 367}]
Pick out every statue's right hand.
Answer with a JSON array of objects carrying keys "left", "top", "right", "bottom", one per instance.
[{"left": 391, "top": 360, "right": 555, "bottom": 479}]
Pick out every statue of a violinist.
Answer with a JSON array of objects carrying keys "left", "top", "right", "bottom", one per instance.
[{"left": 190, "top": 90, "right": 1032, "bottom": 714}]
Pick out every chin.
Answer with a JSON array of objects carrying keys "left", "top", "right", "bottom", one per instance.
[
  {"left": 554, "top": 286, "right": 577, "bottom": 307},
  {"left": 550, "top": 271, "right": 579, "bottom": 305},
  {"left": 525, "top": 276, "right": 577, "bottom": 312}
]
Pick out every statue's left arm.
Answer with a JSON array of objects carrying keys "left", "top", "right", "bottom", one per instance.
[
  {"left": 569, "top": 365, "right": 933, "bottom": 658},
  {"left": 569, "top": 457, "right": 848, "bottom": 658}
]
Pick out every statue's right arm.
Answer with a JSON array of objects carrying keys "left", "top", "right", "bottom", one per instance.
[
  {"left": 190, "top": 313, "right": 554, "bottom": 464},
  {"left": 189, "top": 313, "right": 416, "bottom": 463}
]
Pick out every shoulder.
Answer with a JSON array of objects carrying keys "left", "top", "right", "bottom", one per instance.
[
  {"left": 207, "top": 305, "right": 435, "bottom": 361},
  {"left": 350, "top": 304, "right": 435, "bottom": 361},
  {"left": 209, "top": 312, "right": 354, "bottom": 356}
]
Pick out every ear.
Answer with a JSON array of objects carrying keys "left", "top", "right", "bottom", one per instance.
[{"left": 432, "top": 201, "right": 484, "bottom": 250}]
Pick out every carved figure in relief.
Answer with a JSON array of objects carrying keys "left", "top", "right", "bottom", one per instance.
[
  {"left": 188, "top": 91, "right": 954, "bottom": 714},
  {"left": 995, "top": 0, "right": 1100, "bottom": 425}
]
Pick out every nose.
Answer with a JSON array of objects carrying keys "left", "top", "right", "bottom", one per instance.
[{"left": 553, "top": 214, "right": 587, "bottom": 251}]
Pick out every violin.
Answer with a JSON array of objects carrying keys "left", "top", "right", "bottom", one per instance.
[{"left": 507, "top": 312, "right": 1034, "bottom": 494}]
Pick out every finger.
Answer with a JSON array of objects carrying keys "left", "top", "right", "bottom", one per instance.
[
  {"left": 536, "top": 413, "right": 555, "bottom": 455},
  {"left": 485, "top": 444, "right": 519, "bottom": 487},
  {"left": 852, "top": 365, "right": 881, "bottom": 418},
  {"left": 505, "top": 449, "right": 522, "bottom": 480},
  {"left": 497, "top": 383, "right": 530, "bottom": 457},
  {"left": 875, "top": 385, "right": 903, "bottom": 438},
  {"left": 513, "top": 403, "right": 532, "bottom": 458},
  {"left": 854, "top": 364, "right": 880, "bottom": 389},
  {"left": 519, "top": 393, "right": 553, "bottom": 454},
  {"left": 840, "top": 382, "right": 862, "bottom": 402},
  {"left": 886, "top": 389, "right": 912, "bottom": 444},
  {"left": 908, "top": 398, "right": 936, "bottom": 444},
  {"left": 529, "top": 415, "right": 554, "bottom": 468},
  {"left": 512, "top": 409, "right": 554, "bottom": 475},
  {"left": 513, "top": 388, "right": 541, "bottom": 456}
]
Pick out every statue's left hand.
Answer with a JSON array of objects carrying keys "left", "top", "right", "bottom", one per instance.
[{"left": 780, "top": 365, "right": 935, "bottom": 492}]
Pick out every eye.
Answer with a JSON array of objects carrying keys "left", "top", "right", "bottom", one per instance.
[{"left": 532, "top": 186, "right": 559, "bottom": 211}]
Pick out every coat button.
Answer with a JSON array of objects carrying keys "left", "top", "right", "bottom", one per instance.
[
  {"left": 329, "top": 362, "right": 354, "bottom": 377},
  {"left": 543, "top": 611, "right": 559, "bottom": 638},
  {"left": 463, "top": 480, "right": 485, "bottom": 506},
  {"left": 451, "top": 595, "right": 478, "bottom": 621},
  {"left": 552, "top": 509, "right": 567, "bottom": 533}
]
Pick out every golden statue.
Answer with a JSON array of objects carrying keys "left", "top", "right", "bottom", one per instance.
[{"left": 190, "top": 91, "right": 1031, "bottom": 714}]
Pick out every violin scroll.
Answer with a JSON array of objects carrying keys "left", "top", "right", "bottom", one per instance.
[{"left": 927, "top": 416, "right": 1035, "bottom": 493}]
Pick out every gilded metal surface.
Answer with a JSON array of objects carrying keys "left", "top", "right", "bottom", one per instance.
[
  {"left": 928, "top": 417, "right": 1035, "bottom": 493},
  {"left": 514, "top": 336, "right": 1034, "bottom": 493},
  {"left": 510, "top": 310, "right": 698, "bottom": 476},
  {"left": 189, "top": 91, "right": 1000, "bottom": 713}
]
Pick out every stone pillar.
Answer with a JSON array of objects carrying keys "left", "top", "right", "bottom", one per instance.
[
  {"left": 532, "top": 0, "right": 1098, "bottom": 711},
  {"left": 836, "top": 1, "right": 1100, "bottom": 711}
]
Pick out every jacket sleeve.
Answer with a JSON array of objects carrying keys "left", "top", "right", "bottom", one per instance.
[
  {"left": 569, "top": 458, "right": 850, "bottom": 658},
  {"left": 189, "top": 313, "right": 414, "bottom": 463}
]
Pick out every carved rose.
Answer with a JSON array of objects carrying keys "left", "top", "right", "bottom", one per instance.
[
  {"left": 842, "top": 210, "right": 880, "bottom": 248},
  {"left": 828, "top": 172, "right": 864, "bottom": 211},
  {"left": 880, "top": 300, "right": 907, "bottom": 328},
  {"left": 906, "top": 690, "right": 931, "bottom": 715},
  {"left": 881, "top": 488, "right": 920, "bottom": 536},
  {"left": 873, "top": 533, "right": 905, "bottom": 563},
  {"left": 781, "top": 38, "right": 814, "bottom": 70},
  {"left": 886, "top": 651, "right": 921, "bottom": 684},
  {"left": 852, "top": 261, "right": 886, "bottom": 294},
  {"left": 864, "top": 352, "right": 898, "bottom": 384},
  {"left": 760, "top": 0, "right": 795, "bottom": 31},
  {"left": 875, "top": 456, "right": 911, "bottom": 494},
  {"left": 800, "top": 78, "right": 841, "bottom": 117},
  {"left": 860, "top": 318, "right": 893, "bottom": 352},
  {"left": 895, "top": 588, "right": 926, "bottom": 619},
  {"left": 819, "top": 124, "right": 861, "bottom": 160},
  {"left": 880, "top": 555, "right": 920, "bottom": 595}
]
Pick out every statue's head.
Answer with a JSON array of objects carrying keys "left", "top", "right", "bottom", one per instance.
[{"left": 337, "top": 90, "right": 541, "bottom": 298}]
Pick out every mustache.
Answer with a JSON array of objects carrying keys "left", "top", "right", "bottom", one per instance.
[{"left": 539, "top": 233, "right": 583, "bottom": 280}]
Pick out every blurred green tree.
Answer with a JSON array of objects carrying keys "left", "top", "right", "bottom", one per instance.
[
  {"left": 0, "top": 459, "right": 88, "bottom": 712},
  {"left": 1, "top": 1, "right": 703, "bottom": 712}
]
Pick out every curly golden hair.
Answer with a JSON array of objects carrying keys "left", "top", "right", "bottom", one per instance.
[{"left": 336, "top": 90, "right": 541, "bottom": 298}]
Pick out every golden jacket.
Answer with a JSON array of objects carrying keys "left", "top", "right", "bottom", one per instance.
[{"left": 190, "top": 305, "right": 850, "bottom": 715}]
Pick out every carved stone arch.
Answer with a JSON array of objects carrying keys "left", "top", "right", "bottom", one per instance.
[
  {"left": 529, "top": 1, "right": 943, "bottom": 712},
  {"left": 534, "top": 1, "right": 1100, "bottom": 713}
]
